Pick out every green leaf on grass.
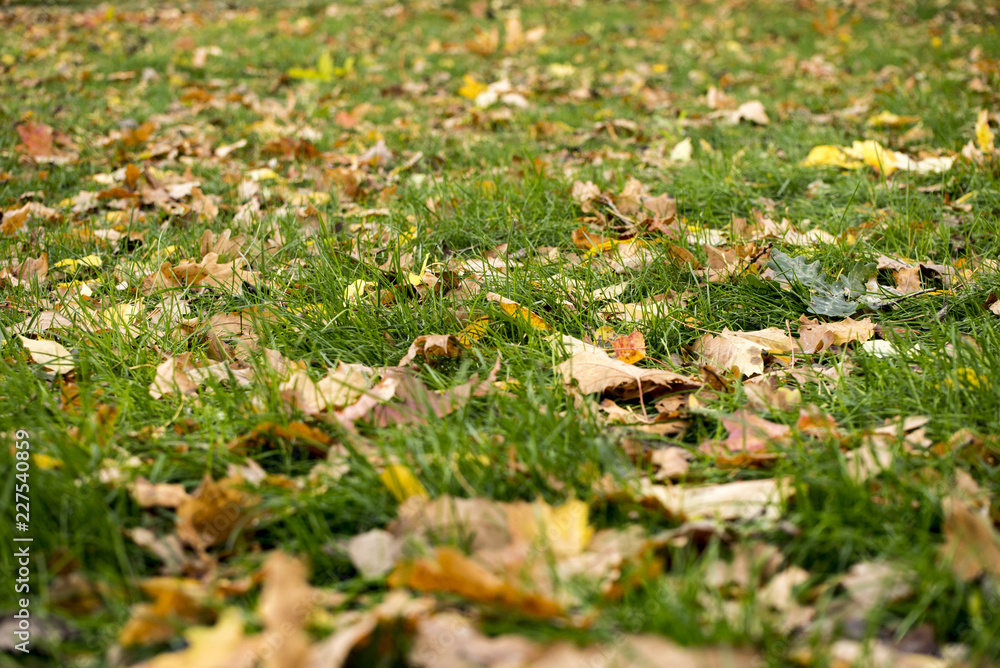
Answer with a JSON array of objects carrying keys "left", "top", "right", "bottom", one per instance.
[{"left": 768, "top": 250, "right": 861, "bottom": 317}]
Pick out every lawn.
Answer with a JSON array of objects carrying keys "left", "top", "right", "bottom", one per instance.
[{"left": 1, "top": 0, "right": 999, "bottom": 665}]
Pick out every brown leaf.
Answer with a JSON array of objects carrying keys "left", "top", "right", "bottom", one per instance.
[
  {"left": 2, "top": 202, "right": 62, "bottom": 235},
  {"left": 555, "top": 350, "right": 700, "bottom": 400},
  {"left": 0, "top": 252, "right": 48, "bottom": 288},
  {"left": 650, "top": 448, "right": 691, "bottom": 481},
  {"left": 131, "top": 477, "right": 191, "bottom": 509},
  {"left": 939, "top": 495, "right": 1000, "bottom": 581},
  {"left": 17, "top": 120, "right": 55, "bottom": 157},
  {"left": 176, "top": 475, "right": 258, "bottom": 551},
  {"left": 797, "top": 316, "right": 874, "bottom": 354},
  {"left": 257, "top": 552, "right": 314, "bottom": 668},
  {"left": 361, "top": 360, "right": 500, "bottom": 428},
  {"left": 894, "top": 266, "right": 923, "bottom": 294},
  {"left": 397, "top": 334, "right": 463, "bottom": 367},
  {"left": 389, "top": 546, "right": 564, "bottom": 618},
  {"left": 347, "top": 530, "right": 401, "bottom": 580},
  {"left": 842, "top": 561, "right": 913, "bottom": 612},
  {"left": 701, "top": 411, "right": 790, "bottom": 457}
]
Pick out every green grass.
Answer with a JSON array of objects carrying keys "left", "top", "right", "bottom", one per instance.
[{"left": 1, "top": 0, "right": 1000, "bottom": 665}]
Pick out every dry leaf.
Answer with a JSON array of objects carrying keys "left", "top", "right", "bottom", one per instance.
[
  {"left": 176, "top": 475, "right": 258, "bottom": 551},
  {"left": 347, "top": 530, "right": 401, "bottom": 579},
  {"left": 129, "top": 608, "right": 259, "bottom": 668},
  {"left": 389, "top": 546, "right": 564, "bottom": 618},
  {"left": 485, "top": 292, "right": 550, "bottom": 331},
  {"left": 694, "top": 331, "right": 768, "bottom": 378},
  {"left": 798, "top": 316, "right": 874, "bottom": 354},
  {"left": 131, "top": 477, "right": 190, "bottom": 508},
  {"left": 940, "top": 495, "right": 1000, "bottom": 581},
  {"left": 555, "top": 350, "right": 700, "bottom": 399},
  {"left": 397, "top": 334, "right": 463, "bottom": 367},
  {"left": 700, "top": 411, "right": 790, "bottom": 457},
  {"left": 19, "top": 336, "right": 75, "bottom": 375},
  {"left": 650, "top": 448, "right": 690, "bottom": 481},
  {"left": 638, "top": 477, "right": 790, "bottom": 522},
  {"left": 609, "top": 329, "right": 646, "bottom": 364}
]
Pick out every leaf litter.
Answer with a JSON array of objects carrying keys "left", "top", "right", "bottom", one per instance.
[{"left": 2, "top": 1, "right": 999, "bottom": 665}]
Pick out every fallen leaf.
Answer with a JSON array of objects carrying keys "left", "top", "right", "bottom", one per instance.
[
  {"left": 176, "top": 475, "right": 258, "bottom": 551},
  {"left": 19, "top": 336, "right": 75, "bottom": 375},
  {"left": 397, "top": 334, "right": 463, "bottom": 367},
  {"left": 389, "top": 546, "right": 564, "bottom": 618},
  {"left": 555, "top": 350, "right": 700, "bottom": 400},
  {"left": 131, "top": 477, "right": 190, "bottom": 508},
  {"left": 694, "top": 331, "right": 768, "bottom": 378},
  {"left": 842, "top": 561, "right": 913, "bottom": 612},
  {"left": 609, "top": 329, "right": 646, "bottom": 364},
  {"left": 975, "top": 109, "right": 995, "bottom": 154},
  {"left": 380, "top": 464, "right": 429, "bottom": 502},
  {"left": 940, "top": 495, "right": 1000, "bottom": 581},
  {"left": 129, "top": 608, "right": 259, "bottom": 668},
  {"left": 798, "top": 316, "right": 874, "bottom": 354},
  {"left": 701, "top": 411, "right": 790, "bottom": 457},
  {"left": 347, "top": 530, "right": 401, "bottom": 579},
  {"left": 650, "top": 448, "right": 690, "bottom": 481},
  {"left": 638, "top": 477, "right": 791, "bottom": 521},
  {"left": 485, "top": 292, "right": 550, "bottom": 331}
]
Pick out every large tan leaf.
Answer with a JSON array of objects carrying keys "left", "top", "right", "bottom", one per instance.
[
  {"left": 409, "top": 613, "right": 761, "bottom": 667},
  {"left": 19, "top": 336, "right": 75, "bottom": 374},
  {"left": 257, "top": 552, "right": 313, "bottom": 668},
  {"left": 694, "top": 331, "right": 767, "bottom": 377},
  {"left": 555, "top": 350, "right": 699, "bottom": 398},
  {"left": 638, "top": 477, "right": 791, "bottom": 521},
  {"left": 798, "top": 316, "right": 874, "bottom": 354},
  {"left": 940, "top": 495, "right": 1000, "bottom": 581}
]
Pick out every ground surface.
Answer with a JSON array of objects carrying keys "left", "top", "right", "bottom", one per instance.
[{"left": 1, "top": 0, "right": 1000, "bottom": 666}]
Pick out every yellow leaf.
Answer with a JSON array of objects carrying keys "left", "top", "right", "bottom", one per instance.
[
  {"left": 245, "top": 168, "right": 280, "bottom": 182},
  {"left": 458, "top": 74, "right": 488, "bottom": 100},
  {"left": 317, "top": 51, "right": 334, "bottom": 79},
  {"left": 845, "top": 140, "right": 903, "bottom": 175},
  {"left": 544, "top": 498, "right": 594, "bottom": 558},
  {"left": 485, "top": 293, "right": 550, "bottom": 331},
  {"left": 457, "top": 317, "right": 490, "bottom": 346},
  {"left": 33, "top": 454, "right": 63, "bottom": 469},
  {"left": 380, "top": 464, "right": 428, "bottom": 502},
  {"left": 976, "top": 109, "right": 995, "bottom": 154},
  {"left": 801, "top": 145, "right": 861, "bottom": 169},
  {"left": 53, "top": 254, "right": 102, "bottom": 271},
  {"left": 943, "top": 368, "right": 992, "bottom": 391},
  {"left": 866, "top": 111, "right": 920, "bottom": 128},
  {"left": 344, "top": 279, "right": 373, "bottom": 303}
]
